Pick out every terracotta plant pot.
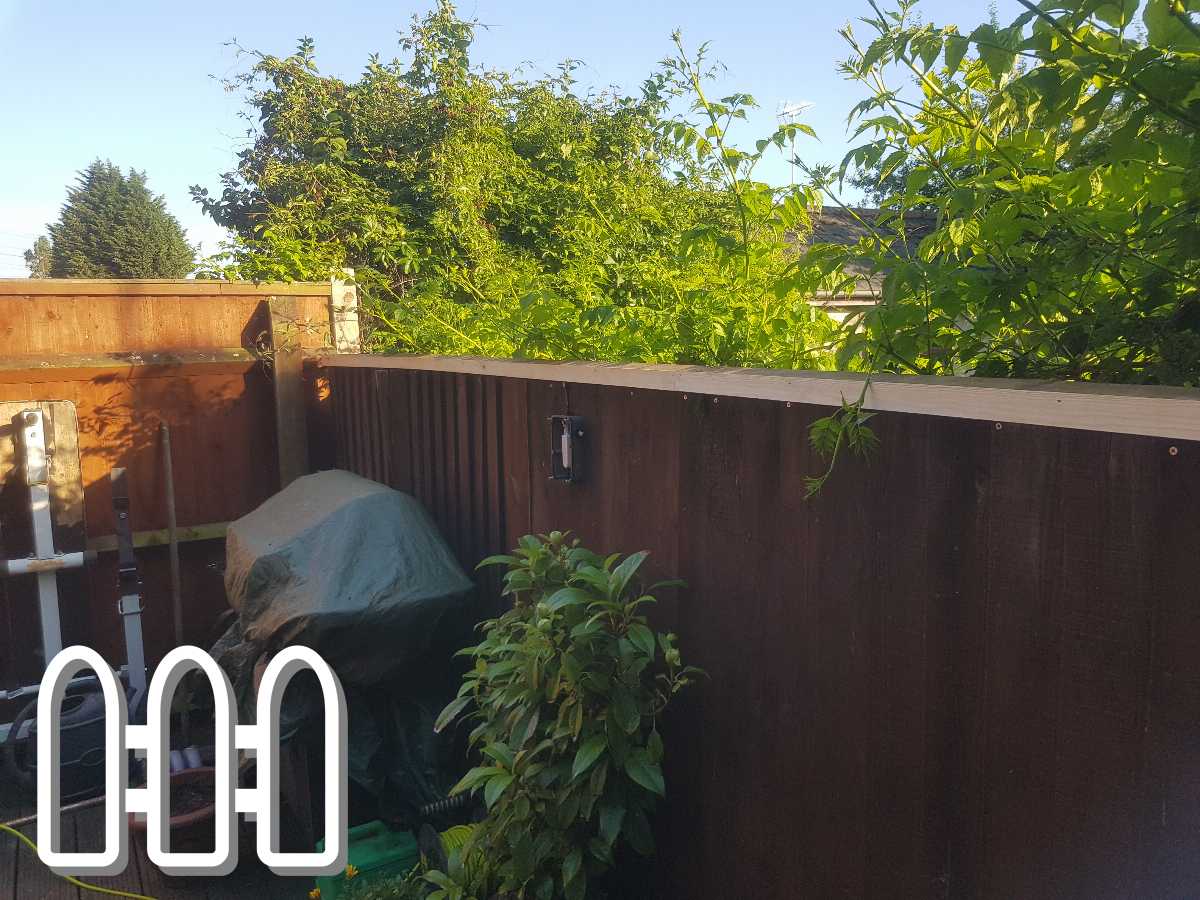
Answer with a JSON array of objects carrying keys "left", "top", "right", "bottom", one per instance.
[{"left": 128, "top": 767, "right": 217, "bottom": 853}]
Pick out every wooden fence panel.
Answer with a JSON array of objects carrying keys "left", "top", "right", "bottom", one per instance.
[
  {"left": 322, "top": 360, "right": 1200, "bottom": 900},
  {"left": 0, "top": 280, "right": 333, "bottom": 696},
  {"left": 0, "top": 282, "right": 330, "bottom": 356},
  {"left": 0, "top": 363, "right": 277, "bottom": 677}
]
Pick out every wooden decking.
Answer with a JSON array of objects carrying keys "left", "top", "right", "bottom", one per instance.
[{"left": 1, "top": 789, "right": 301, "bottom": 900}]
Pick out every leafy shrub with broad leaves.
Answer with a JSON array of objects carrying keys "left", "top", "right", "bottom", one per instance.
[
  {"left": 192, "top": 2, "right": 842, "bottom": 371},
  {"left": 428, "top": 532, "right": 699, "bottom": 900},
  {"left": 819, "top": 0, "right": 1200, "bottom": 385}
]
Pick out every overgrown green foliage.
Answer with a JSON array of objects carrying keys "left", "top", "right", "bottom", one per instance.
[
  {"left": 193, "top": 0, "right": 1200, "bottom": 496},
  {"left": 804, "top": 386, "right": 881, "bottom": 498},
  {"left": 196, "top": 0, "right": 1200, "bottom": 390},
  {"left": 822, "top": 0, "right": 1200, "bottom": 384},
  {"left": 46, "top": 160, "right": 194, "bottom": 278},
  {"left": 652, "top": 34, "right": 849, "bottom": 369},
  {"left": 428, "top": 533, "right": 699, "bottom": 900},
  {"left": 192, "top": 2, "right": 841, "bottom": 368}
]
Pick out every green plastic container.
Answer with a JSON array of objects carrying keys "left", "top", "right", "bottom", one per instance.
[{"left": 314, "top": 820, "right": 419, "bottom": 899}]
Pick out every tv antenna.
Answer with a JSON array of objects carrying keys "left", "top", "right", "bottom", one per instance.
[{"left": 776, "top": 100, "right": 814, "bottom": 186}]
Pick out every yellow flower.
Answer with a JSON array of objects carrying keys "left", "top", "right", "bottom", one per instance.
[
  {"left": 308, "top": 889, "right": 321, "bottom": 900},
  {"left": 344, "top": 863, "right": 360, "bottom": 880}
]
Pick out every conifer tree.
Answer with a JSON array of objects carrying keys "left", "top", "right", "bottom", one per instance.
[
  {"left": 47, "top": 160, "right": 194, "bottom": 277},
  {"left": 23, "top": 236, "right": 51, "bottom": 277}
]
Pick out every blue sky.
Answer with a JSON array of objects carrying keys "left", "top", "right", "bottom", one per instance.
[{"left": 0, "top": 0, "right": 1016, "bottom": 276}]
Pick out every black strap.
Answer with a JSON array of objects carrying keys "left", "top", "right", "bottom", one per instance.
[{"left": 110, "top": 468, "right": 141, "bottom": 603}]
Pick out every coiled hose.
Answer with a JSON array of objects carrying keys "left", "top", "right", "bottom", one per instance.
[
  {"left": 418, "top": 793, "right": 471, "bottom": 818},
  {"left": 2, "top": 695, "right": 38, "bottom": 792}
]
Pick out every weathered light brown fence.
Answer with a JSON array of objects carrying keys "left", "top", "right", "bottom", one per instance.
[
  {"left": 319, "top": 354, "right": 1200, "bottom": 900},
  {"left": 0, "top": 278, "right": 345, "bottom": 693}
]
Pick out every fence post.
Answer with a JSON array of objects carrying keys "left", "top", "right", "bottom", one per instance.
[
  {"left": 328, "top": 269, "right": 360, "bottom": 354},
  {"left": 269, "top": 295, "right": 309, "bottom": 488}
]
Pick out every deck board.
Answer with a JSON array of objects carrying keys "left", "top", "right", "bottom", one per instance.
[
  {"left": 74, "top": 804, "right": 145, "bottom": 897},
  {"left": 10, "top": 817, "right": 76, "bottom": 899},
  {"left": 2, "top": 798, "right": 301, "bottom": 900}
]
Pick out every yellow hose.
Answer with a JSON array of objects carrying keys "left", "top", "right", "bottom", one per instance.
[{"left": 0, "top": 821, "right": 157, "bottom": 900}]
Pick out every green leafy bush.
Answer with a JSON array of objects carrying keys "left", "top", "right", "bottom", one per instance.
[
  {"left": 821, "top": 0, "right": 1200, "bottom": 384},
  {"left": 196, "top": 0, "right": 1200, "bottom": 390},
  {"left": 192, "top": 2, "right": 840, "bottom": 369},
  {"left": 428, "top": 532, "right": 699, "bottom": 900},
  {"left": 194, "top": 0, "right": 1200, "bottom": 493}
]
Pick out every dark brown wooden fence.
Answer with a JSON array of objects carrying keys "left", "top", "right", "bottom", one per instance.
[{"left": 320, "top": 355, "right": 1200, "bottom": 900}]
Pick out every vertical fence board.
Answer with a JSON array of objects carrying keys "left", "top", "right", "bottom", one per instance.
[
  {"left": 500, "top": 379, "right": 532, "bottom": 550},
  {"left": 978, "top": 424, "right": 1067, "bottom": 898},
  {"left": 1136, "top": 438, "right": 1200, "bottom": 896},
  {"left": 673, "top": 394, "right": 803, "bottom": 900},
  {"left": 790, "top": 398, "right": 875, "bottom": 900}
]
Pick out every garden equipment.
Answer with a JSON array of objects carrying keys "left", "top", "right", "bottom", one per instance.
[
  {"left": 220, "top": 469, "right": 473, "bottom": 686},
  {"left": 213, "top": 471, "right": 471, "bottom": 825},
  {"left": 313, "top": 819, "right": 420, "bottom": 900},
  {"left": 0, "top": 407, "right": 91, "bottom": 665},
  {"left": 0, "top": 404, "right": 149, "bottom": 799}
]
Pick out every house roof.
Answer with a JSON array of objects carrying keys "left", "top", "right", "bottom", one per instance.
[{"left": 798, "top": 206, "right": 938, "bottom": 301}]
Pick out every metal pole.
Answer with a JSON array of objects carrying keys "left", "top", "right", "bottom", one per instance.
[
  {"left": 20, "top": 410, "right": 63, "bottom": 661},
  {"left": 160, "top": 423, "right": 183, "bottom": 649},
  {"left": 160, "top": 424, "right": 187, "bottom": 742}
]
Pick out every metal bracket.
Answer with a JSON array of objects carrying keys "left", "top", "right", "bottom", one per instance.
[
  {"left": 19, "top": 409, "right": 50, "bottom": 486},
  {"left": 549, "top": 415, "right": 586, "bottom": 483},
  {"left": 117, "top": 594, "right": 144, "bottom": 617}
]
